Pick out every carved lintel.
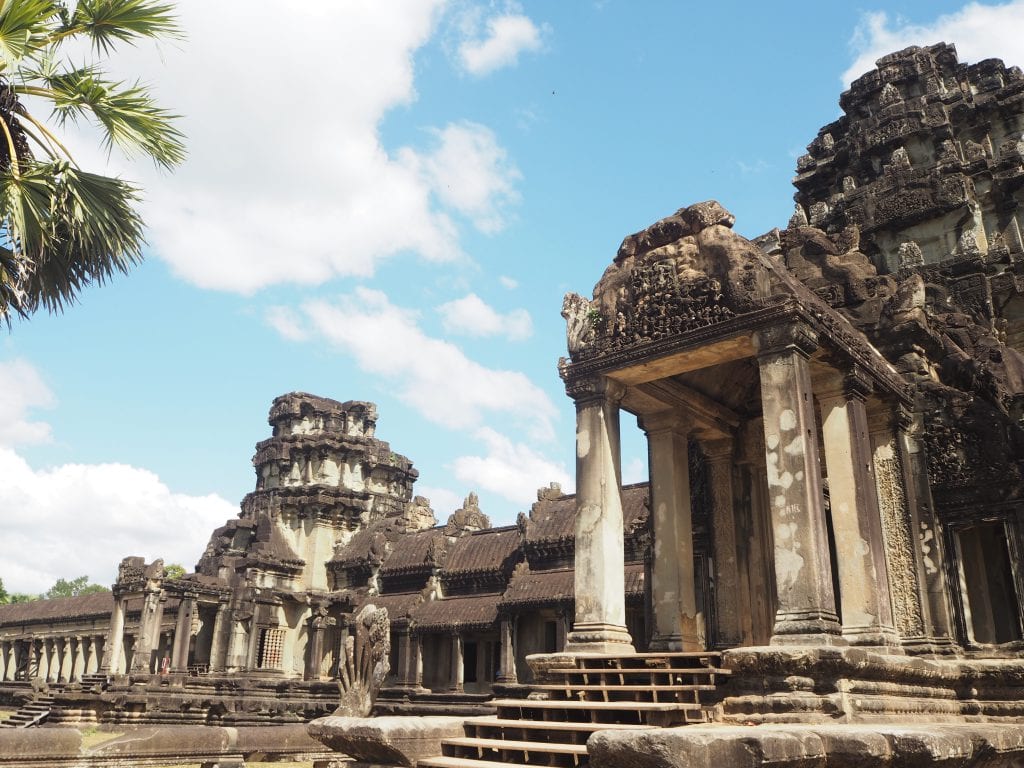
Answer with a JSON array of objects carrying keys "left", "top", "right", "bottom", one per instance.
[{"left": 752, "top": 322, "right": 818, "bottom": 359}]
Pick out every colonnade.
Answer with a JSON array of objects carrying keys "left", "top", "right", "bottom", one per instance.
[
  {"left": 566, "top": 320, "right": 956, "bottom": 653},
  {"left": 0, "top": 635, "right": 105, "bottom": 682}
]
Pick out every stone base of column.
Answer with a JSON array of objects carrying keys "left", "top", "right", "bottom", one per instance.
[
  {"left": 565, "top": 622, "right": 635, "bottom": 655},
  {"left": 900, "top": 635, "right": 961, "bottom": 655},
  {"left": 841, "top": 624, "right": 903, "bottom": 649},
  {"left": 649, "top": 633, "right": 703, "bottom": 652},
  {"left": 771, "top": 611, "right": 845, "bottom": 646}
]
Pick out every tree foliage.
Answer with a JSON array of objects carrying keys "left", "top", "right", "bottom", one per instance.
[
  {"left": 44, "top": 573, "right": 109, "bottom": 598},
  {"left": 0, "top": 0, "right": 184, "bottom": 321},
  {"left": 162, "top": 562, "right": 185, "bottom": 580}
]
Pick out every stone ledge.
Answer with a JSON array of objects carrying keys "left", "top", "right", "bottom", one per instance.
[
  {"left": 308, "top": 715, "right": 466, "bottom": 767},
  {"left": 588, "top": 723, "right": 1024, "bottom": 768}
]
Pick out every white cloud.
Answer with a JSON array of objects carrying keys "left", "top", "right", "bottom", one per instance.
[
  {"left": 61, "top": 1, "right": 522, "bottom": 293},
  {"left": 452, "top": 427, "right": 571, "bottom": 508},
  {"left": 407, "top": 121, "right": 522, "bottom": 233},
  {"left": 499, "top": 275, "right": 519, "bottom": 289},
  {"left": 458, "top": 10, "right": 544, "bottom": 76},
  {"left": 299, "top": 288, "right": 557, "bottom": 440},
  {"left": 845, "top": 3, "right": 1024, "bottom": 85},
  {"left": 265, "top": 305, "right": 309, "bottom": 342},
  {"left": 0, "top": 359, "right": 55, "bottom": 447},
  {"left": 438, "top": 293, "right": 533, "bottom": 340},
  {"left": 0, "top": 448, "right": 236, "bottom": 594}
]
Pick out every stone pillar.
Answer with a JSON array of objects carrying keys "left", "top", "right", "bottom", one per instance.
[
  {"left": 208, "top": 601, "right": 230, "bottom": 673},
  {"left": 29, "top": 640, "right": 41, "bottom": 680},
  {"left": 413, "top": 634, "right": 424, "bottom": 688},
  {"left": 305, "top": 616, "right": 326, "bottom": 681},
  {"left": 47, "top": 639, "right": 60, "bottom": 682},
  {"left": 89, "top": 636, "right": 103, "bottom": 675},
  {"left": 496, "top": 617, "right": 517, "bottom": 683},
  {"left": 704, "top": 437, "right": 747, "bottom": 648},
  {"left": 754, "top": 325, "right": 843, "bottom": 644},
  {"left": 131, "top": 587, "right": 165, "bottom": 674},
  {"left": 6, "top": 642, "right": 18, "bottom": 681},
  {"left": 643, "top": 411, "right": 701, "bottom": 651},
  {"left": 81, "top": 637, "right": 95, "bottom": 676},
  {"left": 817, "top": 370, "right": 899, "bottom": 647},
  {"left": 893, "top": 407, "right": 957, "bottom": 648},
  {"left": 102, "top": 596, "right": 127, "bottom": 674},
  {"left": 246, "top": 621, "right": 261, "bottom": 670},
  {"left": 565, "top": 376, "right": 635, "bottom": 654},
  {"left": 171, "top": 594, "right": 196, "bottom": 673},
  {"left": 0, "top": 642, "right": 6, "bottom": 682},
  {"left": 449, "top": 634, "right": 463, "bottom": 692},
  {"left": 71, "top": 637, "right": 86, "bottom": 682},
  {"left": 58, "top": 637, "right": 71, "bottom": 682}
]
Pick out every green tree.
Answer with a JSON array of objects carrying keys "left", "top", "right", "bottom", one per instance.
[
  {"left": 162, "top": 562, "right": 185, "bottom": 580},
  {"left": 44, "top": 574, "right": 109, "bottom": 598},
  {"left": 10, "top": 591, "right": 39, "bottom": 602},
  {"left": 0, "top": 575, "right": 7, "bottom": 603},
  {"left": 0, "top": 0, "right": 185, "bottom": 321}
]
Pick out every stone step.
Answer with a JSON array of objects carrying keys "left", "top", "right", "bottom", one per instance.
[
  {"left": 466, "top": 717, "right": 656, "bottom": 733},
  {"left": 547, "top": 666, "right": 729, "bottom": 675},
  {"left": 533, "top": 683, "right": 717, "bottom": 692},
  {"left": 443, "top": 736, "right": 588, "bottom": 755},
  {"left": 492, "top": 698, "right": 702, "bottom": 712},
  {"left": 420, "top": 757, "right": 536, "bottom": 768}
]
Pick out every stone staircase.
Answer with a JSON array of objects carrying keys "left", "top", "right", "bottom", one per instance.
[
  {"left": 420, "top": 652, "right": 728, "bottom": 768},
  {"left": 0, "top": 692, "right": 56, "bottom": 728}
]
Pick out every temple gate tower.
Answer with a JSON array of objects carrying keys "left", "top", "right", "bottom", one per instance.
[{"left": 560, "top": 201, "right": 952, "bottom": 653}]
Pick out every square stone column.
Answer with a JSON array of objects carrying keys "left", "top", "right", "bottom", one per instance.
[
  {"left": 208, "top": 601, "right": 231, "bottom": 673},
  {"left": 131, "top": 587, "right": 165, "bottom": 674},
  {"left": 496, "top": 617, "right": 517, "bottom": 683},
  {"left": 875, "top": 404, "right": 957, "bottom": 650},
  {"left": 71, "top": 637, "right": 86, "bottom": 682},
  {"left": 5, "top": 642, "right": 16, "bottom": 681},
  {"left": 704, "top": 437, "right": 748, "bottom": 649},
  {"left": 171, "top": 594, "right": 196, "bottom": 672},
  {"left": 101, "top": 596, "right": 127, "bottom": 674},
  {"left": 817, "top": 369, "right": 899, "bottom": 647},
  {"left": 642, "top": 411, "right": 701, "bottom": 651},
  {"left": 448, "top": 634, "right": 464, "bottom": 692},
  {"left": 59, "top": 637, "right": 73, "bottom": 682},
  {"left": 0, "top": 642, "right": 6, "bottom": 682},
  {"left": 754, "top": 325, "right": 843, "bottom": 644},
  {"left": 565, "top": 376, "right": 635, "bottom": 654}
]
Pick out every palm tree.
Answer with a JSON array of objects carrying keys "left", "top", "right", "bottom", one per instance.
[{"left": 0, "top": 0, "right": 184, "bottom": 321}]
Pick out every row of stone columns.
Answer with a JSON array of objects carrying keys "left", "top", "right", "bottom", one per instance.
[
  {"left": 101, "top": 591, "right": 231, "bottom": 676},
  {"left": 566, "top": 320, "right": 954, "bottom": 653},
  {"left": 0, "top": 635, "right": 104, "bottom": 682}
]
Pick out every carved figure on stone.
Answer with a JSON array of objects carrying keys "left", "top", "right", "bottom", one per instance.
[
  {"left": 562, "top": 292, "right": 597, "bottom": 354},
  {"left": 334, "top": 603, "right": 390, "bottom": 717},
  {"left": 444, "top": 492, "right": 491, "bottom": 536}
]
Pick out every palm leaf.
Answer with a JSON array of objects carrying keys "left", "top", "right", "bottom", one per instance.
[
  {"left": 43, "top": 66, "right": 185, "bottom": 167},
  {"left": 0, "top": 0, "right": 55, "bottom": 68},
  {"left": 66, "top": 0, "right": 180, "bottom": 55}
]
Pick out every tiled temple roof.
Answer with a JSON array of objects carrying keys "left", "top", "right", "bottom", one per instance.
[
  {"left": 444, "top": 526, "right": 520, "bottom": 574},
  {"left": 411, "top": 594, "right": 500, "bottom": 632},
  {"left": 380, "top": 528, "right": 445, "bottom": 576},
  {"left": 525, "top": 484, "right": 648, "bottom": 545},
  {"left": 356, "top": 591, "right": 423, "bottom": 622},
  {"left": 0, "top": 592, "right": 114, "bottom": 625},
  {"left": 499, "top": 562, "right": 646, "bottom": 610}
]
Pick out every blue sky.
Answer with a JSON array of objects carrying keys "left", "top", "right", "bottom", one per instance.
[{"left": 3, "top": 0, "right": 1024, "bottom": 594}]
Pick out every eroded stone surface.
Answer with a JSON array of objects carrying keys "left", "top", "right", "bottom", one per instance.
[{"left": 308, "top": 715, "right": 465, "bottom": 767}]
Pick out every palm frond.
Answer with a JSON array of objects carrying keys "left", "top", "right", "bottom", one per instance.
[
  {"left": 0, "top": 160, "right": 144, "bottom": 315},
  {"left": 65, "top": 0, "right": 180, "bottom": 55},
  {"left": 0, "top": 0, "right": 55, "bottom": 69},
  {"left": 42, "top": 67, "right": 185, "bottom": 168}
]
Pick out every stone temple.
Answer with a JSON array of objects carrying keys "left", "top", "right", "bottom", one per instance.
[{"left": 4, "top": 42, "right": 1024, "bottom": 767}]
